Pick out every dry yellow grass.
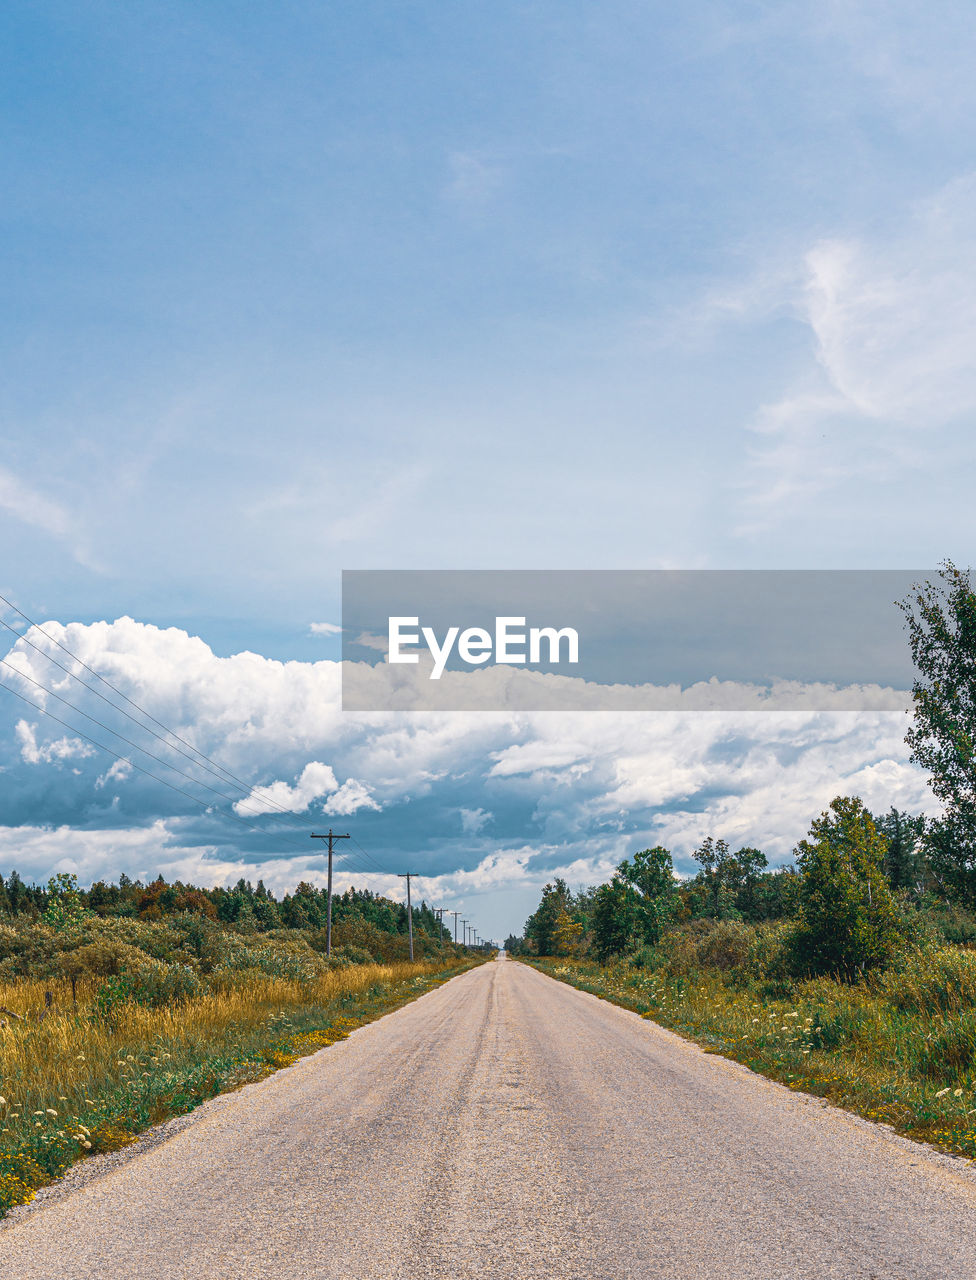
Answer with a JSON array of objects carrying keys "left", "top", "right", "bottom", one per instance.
[{"left": 0, "top": 958, "right": 468, "bottom": 1213}]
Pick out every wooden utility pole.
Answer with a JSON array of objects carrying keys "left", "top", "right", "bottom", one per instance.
[
  {"left": 398, "top": 873, "right": 418, "bottom": 961},
  {"left": 461, "top": 919, "right": 469, "bottom": 948},
  {"left": 447, "top": 910, "right": 461, "bottom": 947},
  {"left": 310, "top": 830, "right": 349, "bottom": 956}
]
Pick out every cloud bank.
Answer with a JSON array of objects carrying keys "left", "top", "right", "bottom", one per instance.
[{"left": 0, "top": 618, "right": 938, "bottom": 937}]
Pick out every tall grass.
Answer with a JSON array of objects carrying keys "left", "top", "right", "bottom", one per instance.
[
  {"left": 0, "top": 957, "right": 479, "bottom": 1215},
  {"left": 529, "top": 927, "right": 976, "bottom": 1166}
]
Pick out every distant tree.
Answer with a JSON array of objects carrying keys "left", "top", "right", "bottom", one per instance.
[
  {"left": 552, "top": 909, "right": 584, "bottom": 955},
  {"left": 900, "top": 561, "right": 976, "bottom": 903},
  {"left": 524, "top": 880, "right": 570, "bottom": 955},
  {"left": 43, "top": 873, "right": 90, "bottom": 932},
  {"left": 693, "top": 837, "right": 743, "bottom": 917},
  {"left": 875, "top": 807, "right": 926, "bottom": 894}
]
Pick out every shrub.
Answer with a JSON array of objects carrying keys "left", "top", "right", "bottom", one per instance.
[
  {"left": 695, "top": 920, "right": 754, "bottom": 971},
  {"left": 330, "top": 944, "right": 375, "bottom": 966}
]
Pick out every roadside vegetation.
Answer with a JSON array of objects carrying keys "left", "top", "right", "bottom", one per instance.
[
  {"left": 0, "top": 876, "right": 484, "bottom": 1216},
  {"left": 510, "top": 563, "right": 976, "bottom": 1165}
]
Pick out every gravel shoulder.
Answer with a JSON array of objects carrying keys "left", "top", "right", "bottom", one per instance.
[{"left": 1, "top": 956, "right": 975, "bottom": 1279}]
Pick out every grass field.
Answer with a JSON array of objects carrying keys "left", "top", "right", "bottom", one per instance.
[
  {"left": 527, "top": 941, "right": 976, "bottom": 1166},
  {"left": 0, "top": 955, "right": 482, "bottom": 1215}
]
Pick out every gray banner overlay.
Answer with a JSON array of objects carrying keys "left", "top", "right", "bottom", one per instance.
[{"left": 340, "top": 570, "right": 925, "bottom": 711}]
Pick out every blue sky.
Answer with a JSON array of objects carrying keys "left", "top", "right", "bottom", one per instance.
[{"left": 0, "top": 2, "right": 972, "bottom": 938}]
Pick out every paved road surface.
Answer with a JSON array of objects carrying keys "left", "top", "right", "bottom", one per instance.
[{"left": 2, "top": 955, "right": 976, "bottom": 1279}]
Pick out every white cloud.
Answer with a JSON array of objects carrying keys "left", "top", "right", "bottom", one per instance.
[
  {"left": 95, "top": 759, "right": 133, "bottom": 790},
  {"left": 739, "top": 174, "right": 976, "bottom": 523},
  {"left": 234, "top": 761, "right": 338, "bottom": 815},
  {"left": 0, "top": 619, "right": 940, "bottom": 933},
  {"left": 460, "top": 807, "right": 491, "bottom": 835},
  {"left": 322, "top": 778, "right": 379, "bottom": 816},
  {"left": 15, "top": 719, "right": 94, "bottom": 766},
  {"left": 309, "top": 622, "right": 342, "bottom": 636}
]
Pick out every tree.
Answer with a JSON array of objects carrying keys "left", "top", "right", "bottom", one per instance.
[
  {"left": 789, "top": 797, "right": 906, "bottom": 980},
  {"left": 729, "top": 847, "right": 769, "bottom": 919},
  {"left": 552, "top": 909, "right": 584, "bottom": 955},
  {"left": 876, "top": 807, "right": 926, "bottom": 894},
  {"left": 691, "top": 837, "right": 747, "bottom": 918},
  {"left": 590, "top": 877, "right": 638, "bottom": 960},
  {"left": 43, "top": 873, "right": 90, "bottom": 932},
  {"left": 524, "top": 879, "right": 570, "bottom": 956},
  {"left": 617, "top": 846, "right": 678, "bottom": 944},
  {"left": 900, "top": 561, "right": 976, "bottom": 902}
]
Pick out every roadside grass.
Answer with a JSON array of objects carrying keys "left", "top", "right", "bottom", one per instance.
[
  {"left": 526, "top": 951, "right": 976, "bottom": 1165},
  {"left": 0, "top": 956, "right": 482, "bottom": 1216}
]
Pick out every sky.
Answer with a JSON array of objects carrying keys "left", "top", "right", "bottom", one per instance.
[{"left": 0, "top": 2, "right": 973, "bottom": 939}]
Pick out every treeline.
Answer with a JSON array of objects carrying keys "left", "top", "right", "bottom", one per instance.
[
  {"left": 511, "top": 799, "right": 976, "bottom": 979},
  {"left": 0, "top": 870, "right": 451, "bottom": 958},
  {"left": 513, "top": 561, "right": 976, "bottom": 979}
]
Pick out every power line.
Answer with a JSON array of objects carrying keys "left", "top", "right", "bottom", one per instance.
[
  {"left": 0, "top": 656, "right": 286, "bottom": 819},
  {"left": 0, "top": 678, "right": 317, "bottom": 849},
  {"left": 0, "top": 599, "right": 252, "bottom": 791},
  {"left": 0, "top": 600, "right": 322, "bottom": 823},
  {"left": 0, "top": 595, "right": 419, "bottom": 896}
]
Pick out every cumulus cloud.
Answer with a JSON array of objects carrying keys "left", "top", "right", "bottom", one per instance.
[
  {"left": 95, "top": 759, "right": 133, "bottom": 790},
  {"left": 322, "top": 778, "right": 379, "bottom": 816},
  {"left": 234, "top": 761, "right": 339, "bottom": 815},
  {"left": 0, "top": 618, "right": 940, "bottom": 936},
  {"left": 460, "top": 807, "right": 491, "bottom": 835},
  {"left": 15, "top": 719, "right": 94, "bottom": 766},
  {"left": 308, "top": 622, "right": 342, "bottom": 636}
]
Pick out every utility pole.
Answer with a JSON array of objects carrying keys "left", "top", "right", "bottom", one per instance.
[
  {"left": 398, "top": 873, "right": 418, "bottom": 961},
  {"left": 461, "top": 919, "right": 469, "bottom": 948},
  {"left": 434, "top": 907, "right": 447, "bottom": 948},
  {"left": 447, "top": 910, "right": 461, "bottom": 947},
  {"left": 310, "top": 830, "right": 349, "bottom": 956}
]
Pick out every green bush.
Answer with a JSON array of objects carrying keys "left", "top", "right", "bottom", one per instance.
[
  {"left": 330, "top": 944, "right": 375, "bottom": 966},
  {"left": 694, "top": 920, "right": 754, "bottom": 971}
]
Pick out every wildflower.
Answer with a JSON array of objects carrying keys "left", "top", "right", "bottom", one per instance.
[
  {"left": 46, "top": 1109, "right": 57, "bottom": 1117},
  {"left": 955, "top": 1089, "right": 964, "bottom": 1097},
  {"left": 936, "top": 1088, "right": 950, "bottom": 1097},
  {"left": 0, "top": 1096, "right": 5, "bottom": 1107},
  {"left": 58, "top": 1096, "right": 68, "bottom": 1102},
  {"left": 75, "top": 1055, "right": 85, "bottom": 1062}
]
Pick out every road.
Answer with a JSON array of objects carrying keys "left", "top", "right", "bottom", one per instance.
[{"left": 2, "top": 955, "right": 976, "bottom": 1279}]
